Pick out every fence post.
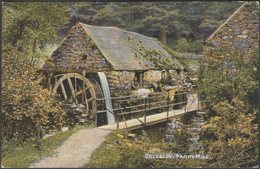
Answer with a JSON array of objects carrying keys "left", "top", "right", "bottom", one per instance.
[
  {"left": 197, "top": 93, "right": 200, "bottom": 110},
  {"left": 184, "top": 90, "right": 187, "bottom": 113},
  {"left": 167, "top": 91, "right": 170, "bottom": 121},
  {"left": 117, "top": 101, "right": 120, "bottom": 129},
  {"left": 144, "top": 98, "right": 147, "bottom": 126},
  {"left": 185, "top": 99, "right": 187, "bottom": 113}
]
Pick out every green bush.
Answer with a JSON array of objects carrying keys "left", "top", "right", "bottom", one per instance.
[
  {"left": 176, "top": 38, "right": 191, "bottom": 53},
  {"left": 176, "top": 38, "right": 203, "bottom": 53},
  {"left": 198, "top": 46, "right": 259, "bottom": 167},
  {"left": 2, "top": 46, "right": 66, "bottom": 142}
]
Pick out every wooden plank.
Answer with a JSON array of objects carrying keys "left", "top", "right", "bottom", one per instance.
[
  {"left": 98, "top": 97, "right": 199, "bottom": 131},
  {"left": 60, "top": 83, "right": 68, "bottom": 100},
  {"left": 76, "top": 86, "right": 91, "bottom": 96},
  {"left": 67, "top": 77, "right": 78, "bottom": 103},
  {"left": 98, "top": 106, "right": 198, "bottom": 131}
]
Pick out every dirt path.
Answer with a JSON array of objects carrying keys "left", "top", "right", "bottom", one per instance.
[{"left": 29, "top": 128, "right": 111, "bottom": 168}]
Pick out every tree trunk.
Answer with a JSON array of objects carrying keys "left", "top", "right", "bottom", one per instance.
[{"left": 160, "top": 30, "right": 167, "bottom": 44}]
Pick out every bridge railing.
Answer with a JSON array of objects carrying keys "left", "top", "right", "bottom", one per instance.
[{"left": 95, "top": 88, "right": 200, "bottom": 128}]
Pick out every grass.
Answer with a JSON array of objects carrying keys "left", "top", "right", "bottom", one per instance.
[
  {"left": 85, "top": 130, "right": 126, "bottom": 168},
  {"left": 85, "top": 123, "right": 207, "bottom": 168},
  {"left": 85, "top": 129, "right": 159, "bottom": 168},
  {"left": 1, "top": 125, "right": 89, "bottom": 168}
]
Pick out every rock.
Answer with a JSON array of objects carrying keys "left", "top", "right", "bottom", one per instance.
[
  {"left": 43, "top": 133, "right": 56, "bottom": 139},
  {"left": 78, "top": 104, "right": 85, "bottom": 108},
  {"left": 61, "top": 127, "right": 69, "bottom": 132},
  {"left": 81, "top": 114, "right": 88, "bottom": 117},
  {"left": 166, "top": 129, "right": 174, "bottom": 135},
  {"left": 242, "top": 29, "right": 249, "bottom": 34},
  {"left": 135, "top": 89, "right": 152, "bottom": 98},
  {"left": 187, "top": 127, "right": 201, "bottom": 133},
  {"left": 141, "top": 130, "right": 148, "bottom": 137},
  {"left": 79, "top": 119, "right": 85, "bottom": 123},
  {"left": 75, "top": 108, "right": 84, "bottom": 113},
  {"left": 116, "top": 134, "right": 124, "bottom": 139},
  {"left": 165, "top": 134, "right": 175, "bottom": 142},
  {"left": 196, "top": 122, "right": 205, "bottom": 126},
  {"left": 70, "top": 103, "right": 77, "bottom": 108},
  {"left": 237, "top": 34, "right": 248, "bottom": 39},
  {"left": 127, "top": 133, "right": 136, "bottom": 138},
  {"left": 222, "top": 36, "right": 229, "bottom": 39}
]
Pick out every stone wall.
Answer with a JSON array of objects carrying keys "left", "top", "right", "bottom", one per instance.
[
  {"left": 105, "top": 71, "right": 135, "bottom": 95},
  {"left": 206, "top": 2, "right": 259, "bottom": 56},
  {"left": 106, "top": 69, "right": 182, "bottom": 95},
  {"left": 43, "top": 23, "right": 111, "bottom": 72},
  {"left": 143, "top": 70, "right": 162, "bottom": 87}
]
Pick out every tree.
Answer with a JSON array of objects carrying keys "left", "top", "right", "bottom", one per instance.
[
  {"left": 2, "top": 46, "right": 66, "bottom": 142},
  {"left": 3, "top": 2, "right": 69, "bottom": 65},
  {"left": 2, "top": 3, "right": 70, "bottom": 142},
  {"left": 67, "top": 2, "right": 242, "bottom": 45},
  {"left": 175, "top": 38, "right": 192, "bottom": 53}
]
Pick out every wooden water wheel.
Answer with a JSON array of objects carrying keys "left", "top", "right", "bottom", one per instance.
[{"left": 52, "top": 73, "right": 96, "bottom": 120}]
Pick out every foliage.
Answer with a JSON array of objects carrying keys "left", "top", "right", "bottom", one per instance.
[
  {"left": 3, "top": 2, "right": 69, "bottom": 65},
  {"left": 88, "top": 128, "right": 208, "bottom": 168},
  {"left": 190, "top": 40, "right": 204, "bottom": 53},
  {"left": 2, "top": 46, "right": 66, "bottom": 142},
  {"left": 2, "top": 125, "right": 86, "bottom": 168},
  {"left": 176, "top": 38, "right": 192, "bottom": 53},
  {"left": 68, "top": 2, "right": 241, "bottom": 44},
  {"left": 198, "top": 47, "right": 258, "bottom": 109},
  {"left": 176, "top": 38, "right": 203, "bottom": 53},
  {"left": 198, "top": 46, "right": 259, "bottom": 167},
  {"left": 201, "top": 98, "right": 258, "bottom": 167},
  {"left": 2, "top": 2, "right": 70, "bottom": 142}
]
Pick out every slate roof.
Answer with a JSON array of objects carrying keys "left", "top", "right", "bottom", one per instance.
[{"left": 79, "top": 23, "right": 184, "bottom": 70}]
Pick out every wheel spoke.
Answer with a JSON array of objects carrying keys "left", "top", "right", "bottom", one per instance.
[
  {"left": 76, "top": 86, "right": 91, "bottom": 96},
  {"left": 83, "top": 88, "right": 89, "bottom": 111},
  {"left": 87, "top": 97, "right": 94, "bottom": 102},
  {"left": 60, "top": 83, "right": 68, "bottom": 100},
  {"left": 67, "top": 77, "right": 78, "bottom": 103}
]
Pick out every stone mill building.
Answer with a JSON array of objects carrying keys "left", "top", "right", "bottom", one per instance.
[{"left": 42, "top": 22, "right": 186, "bottom": 124}]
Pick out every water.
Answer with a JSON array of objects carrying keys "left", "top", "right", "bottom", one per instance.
[{"left": 97, "top": 72, "right": 115, "bottom": 124}]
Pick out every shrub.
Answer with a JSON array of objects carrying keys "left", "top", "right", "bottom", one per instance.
[
  {"left": 2, "top": 46, "right": 66, "bottom": 143},
  {"left": 176, "top": 38, "right": 191, "bottom": 53}
]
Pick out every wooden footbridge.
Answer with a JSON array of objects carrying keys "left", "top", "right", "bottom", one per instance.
[{"left": 96, "top": 89, "right": 201, "bottom": 131}]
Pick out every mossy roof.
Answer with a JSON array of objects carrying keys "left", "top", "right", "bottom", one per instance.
[
  {"left": 79, "top": 23, "right": 184, "bottom": 71},
  {"left": 207, "top": 1, "right": 259, "bottom": 41}
]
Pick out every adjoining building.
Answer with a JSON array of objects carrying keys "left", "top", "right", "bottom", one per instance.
[{"left": 205, "top": 1, "right": 259, "bottom": 56}]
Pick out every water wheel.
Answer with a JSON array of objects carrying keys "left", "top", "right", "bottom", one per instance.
[{"left": 52, "top": 73, "right": 96, "bottom": 121}]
